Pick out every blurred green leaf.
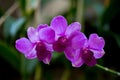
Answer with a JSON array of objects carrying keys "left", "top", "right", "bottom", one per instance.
[
  {"left": 101, "top": 0, "right": 120, "bottom": 25},
  {"left": 3, "top": 16, "right": 16, "bottom": 38},
  {"left": 113, "top": 34, "right": 120, "bottom": 48},
  {"left": 92, "top": 3, "right": 104, "bottom": 18},
  {"left": 27, "top": 59, "right": 38, "bottom": 75},
  {"left": 34, "top": 64, "right": 42, "bottom": 80},
  {"left": 0, "top": 8, "right": 4, "bottom": 17},
  {"left": 3, "top": 17, "right": 26, "bottom": 38},
  {"left": 25, "top": 0, "right": 39, "bottom": 16},
  {"left": 41, "top": 0, "right": 50, "bottom": 8},
  {"left": 21, "top": 56, "right": 38, "bottom": 80},
  {"left": 18, "top": 0, "right": 26, "bottom": 15},
  {"left": 10, "top": 17, "right": 26, "bottom": 37},
  {"left": 0, "top": 41, "right": 20, "bottom": 71},
  {"left": 52, "top": 52, "right": 62, "bottom": 59}
]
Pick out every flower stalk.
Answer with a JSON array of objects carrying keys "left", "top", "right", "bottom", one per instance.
[{"left": 96, "top": 64, "right": 120, "bottom": 76}]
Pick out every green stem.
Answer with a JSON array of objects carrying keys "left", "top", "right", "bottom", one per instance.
[
  {"left": 34, "top": 64, "right": 42, "bottom": 80},
  {"left": 76, "top": 0, "right": 84, "bottom": 32},
  {"left": 96, "top": 64, "right": 120, "bottom": 76},
  {"left": 61, "top": 69, "right": 70, "bottom": 80}
]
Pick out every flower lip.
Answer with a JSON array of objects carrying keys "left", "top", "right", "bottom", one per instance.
[
  {"left": 53, "top": 36, "right": 68, "bottom": 52},
  {"left": 58, "top": 36, "right": 68, "bottom": 44},
  {"left": 35, "top": 42, "right": 49, "bottom": 61},
  {"left": 81, "top": 48, "right": 97, "bottom": 67}
]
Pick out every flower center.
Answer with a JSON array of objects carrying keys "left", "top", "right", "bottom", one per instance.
[
  {"left": 58, "top": 36, "right": 67, "bottom": 44},
  {"left": 81, "top": 48, "right": 97, "bottom": 67},
  {"left": 35, "top": 42, "right": 50, "bottom": 61},
  {"left": 53, "top": 36, "right": 68, "bottom": 52}
]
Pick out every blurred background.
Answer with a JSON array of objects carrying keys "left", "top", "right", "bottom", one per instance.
[{"left": 0, "top": 0, "right": 120, "bottom": 80}]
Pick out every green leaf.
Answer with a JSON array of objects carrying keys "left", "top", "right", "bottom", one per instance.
[
  {"left": 3, "top": 16, "right": 16, "bottom": 38},
  {"left": 101, "top": 0, "right": 120, "bottom": 25},
  {"left": 18, "top": 0, "right": 26, "bottom": 15},
  {"left": 26, "top": 0, "right": 39, "bottom": 15},
  {"left": 10, "top": 17, "right": 26, "bottom": 37},
  {"left": 0, "top": 41, "right": 20, "bottom": 71},
  {"left": 113, "top": 34, "right": 120, "bottom": 48},
  {"left": 21, "top": 56, "right": 38, "bottom": 79},
  {"left": 3, "top": 17, "right": 26, "bottom": 38},
  {"left": 52, "top": 52, "right": 62, "bottom": 59},
  {"left": 27, "top": 59, "right": 38, "bottom": 75},
  {"left": 92, "top": 3, "right": 104, "bottom": 18}
]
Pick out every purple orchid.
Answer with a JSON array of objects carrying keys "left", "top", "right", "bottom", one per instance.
[
  {"left": 15, "top": 15, "right": 105, "bottom": 67},
  {"left": 15, "top": 24, "right": 55, "bottom": 64},
  {"left": 68, "top": 33, "right": 105, "bottom": 67},
  {"left": 50, "top": 15, "right": 86, "bottom": 53}
]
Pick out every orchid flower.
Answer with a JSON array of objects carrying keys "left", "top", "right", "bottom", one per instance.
[
  {"left": 15, "top": 24, "right": 55, "bottom": 64},
  {"left": 15, "top": 15, "right": 105, "bottom": 68},
  {"left": 69, "top": 33, "right": 105, "bottom": 67},
  {"left": 50, "top": 15, "right": 86, "bottom": 53}
]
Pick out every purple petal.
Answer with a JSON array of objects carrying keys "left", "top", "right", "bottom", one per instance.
[
  {"left": 65, "top": 47, "right": 84, "bottom": 67},
  {"left": 15, "top": 38, "right": 36, "bottom": 59},
  {"left": 39, "top": 27, "right": 55, "bottom": 43},
  {"left": 36, "top": 24, "right": 48, "bottom": 32},
  {"left": 88, "top": 33, "right": 105, "bottom": 50},
  {"left": 72, "top": 57, "right": 84, "bottom": 67},
  {"left": 44, "top": 43, "right": 53, "bottom": 52},
  {"left": 64, "top": 47, "right": 76, "bottom": 61},
  {"left": 15, "top": 38, "right": 33, "bottom": 54},
  {"left": 65, "top": 22, "right": 81, "bottom": 37},
  {"left": 25, "top": 45, "right": 37, "bottom": 59},
  {"left": 51, "top": 15, "right": 67, "bottom": 35},
  {"left": 71, "top": 32, "right": 87, "bottom": 49},
  {"left": 43, "top": 52, "right": 52, "bottom": 64},
  {"left": 27, "top": 27, "right": 39, "bottom": 43},
  {"left": 90, "top": 49, "right": 105, "bottom": 59},
  {"left": 71, "top": 49, "right": 84, "bottom": 67}
]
